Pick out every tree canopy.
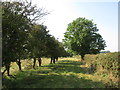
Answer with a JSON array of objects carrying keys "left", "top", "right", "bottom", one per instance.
[
  {"left": 63, "top": 17, "right": 106, "bottom": 59},
  {"left": 2, "top": 1, "right": 69, "bottom": 75},
  {"left": 2, "top": 1, "right": 48, "bottom": 64}
]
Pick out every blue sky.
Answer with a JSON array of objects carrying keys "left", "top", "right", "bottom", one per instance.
[
  {"left": 30, "top": 0, "right": 119, "bottom": 52},
  {"left": 71, "top": 2, "right": 118, "bottom": 52},
  {"left": 8, "top": 0, "right": 117, "bottom": 52}
]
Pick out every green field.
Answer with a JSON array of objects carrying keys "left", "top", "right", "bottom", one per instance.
[{"left": 2, "top": 57, "right": 110, "bottom": 88}]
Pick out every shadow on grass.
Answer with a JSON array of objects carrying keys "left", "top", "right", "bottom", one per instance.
[
  {"left": 2, "top": 59, "right": 105, "bottom": 88},
  {"left": 44, "top": 60, "right": 89, "bottom": 74}
]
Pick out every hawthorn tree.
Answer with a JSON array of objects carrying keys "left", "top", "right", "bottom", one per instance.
[
  {"left": 46, "top": 36, "right": 70, "bottom": 64},
  {"left": 28, "top": 24, "right": 50, "bottom": 69},
  {"left": 2, "top": 1, "right": 48, "bottom": 75},
  {"left": 45, "top": 36, "right": 58, "bottom": 64},
  {"left": 63, "top": 17, "right": 106, "bottom": 60}
]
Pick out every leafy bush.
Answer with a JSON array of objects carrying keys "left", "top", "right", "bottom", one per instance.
[{"left": 84, "top": 52, "right": 119, "bottom": 88}]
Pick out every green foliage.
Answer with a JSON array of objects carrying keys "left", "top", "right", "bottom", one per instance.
[
  {"left": 84, "top": 52, "right": 119, "bottom": 87},
  {"left": 45, "top": 36, "right": 59, "bottom": 57},
  {"left": 2, "top": 0, "right": 69, "bottom": 76},
  {"left": 63, "top": 17, "right": 106, "bottom": 58},
  {"left": 2, "top": 0, "right": 69, "bottom": 65},
  {"left": 2, "top": 2, "right": 27, "bottom": 65},
  {"left": 27, "top": 24, "right": 49, "bottom": 58},
  {"left": 27, "top": 24, "right": 70, "bottom": 58},
  {"left": 2, "top": 0, "right": 51, "bottom": 75},
  {"left": 2, "top": 1, "right": 48, "bottom": 65}
]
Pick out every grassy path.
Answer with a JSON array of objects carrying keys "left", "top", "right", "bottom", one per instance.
[{"left": 3, "top": 58, "right": 105, "bottom": 88}]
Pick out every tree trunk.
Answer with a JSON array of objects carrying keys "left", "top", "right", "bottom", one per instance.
[
  {"left": 3, "top": 62, "right": 15, "bottom": 78},
  {"left": 81, "top": 55, "right": 84, "bottom": 61},
  {"left": 38, "top": 58, "right": 42, "bottom": 66},
  {"left": 50, "top": 57, "right": 53, "bottom": 64},
  {"left": 33, "top": 58, "right": 36, "bottom": 69},
  {"left": 56, "top": 57, "right": 58, "bottom": 62},
  {"left": 16, "top": 59, "right": 22, "bottom": 71},
  {"left": 6, "top": 63, "right": 11, "bottom": 76},
  {"left": 2, "top": 68, "right": 7, "bottom": 75},
  {"left": 53, "top": 57, "right": 55, "bottom": 64}
]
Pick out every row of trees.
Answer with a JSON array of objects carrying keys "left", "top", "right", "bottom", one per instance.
[
  {"left": 2, "top": 1, "right": 69, "bottom": 76},
  {"left": 2, "top": 1, "right": 107, "bottom": 76}
]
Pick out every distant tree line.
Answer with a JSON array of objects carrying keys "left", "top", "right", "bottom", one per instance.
[
  {"left": 2, "top": 1, "right": 70, "bottom": 76},
  {"left": 100, "top": 51, "right": 110, "bottom": 53}
]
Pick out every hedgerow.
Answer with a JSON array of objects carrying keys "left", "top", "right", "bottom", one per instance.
[{"left": 84, "top": 52, "right": 120, "bottom": 88}]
